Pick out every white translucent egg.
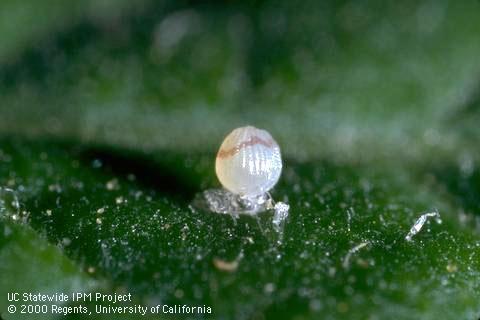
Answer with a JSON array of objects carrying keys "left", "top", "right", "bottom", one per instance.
[{"left": 215, "top": 126, "right": 282, "bottom": 197}]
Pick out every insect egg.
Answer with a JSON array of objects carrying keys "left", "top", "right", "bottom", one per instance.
[{"left": 215, "top": 126, "right": 282, "bottom": 197}]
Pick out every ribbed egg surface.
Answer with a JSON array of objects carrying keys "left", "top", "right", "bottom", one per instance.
[{"left": 215, "top": 126, "right": 282, "bottom": 197}]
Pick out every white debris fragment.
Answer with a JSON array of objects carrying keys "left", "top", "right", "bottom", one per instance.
[
  {"left": 405, "top": 209, "right": 442, "bottom": 241},
  {"left": 264, "top": 283, "right": 276, "bottom": 293},
  {"left": 272, "top": 201, "right": 290, "bottom": 244},
  {"left": 106, "top": 178, "right": 119, "bottom": 191},
  {"left": 273, "top": 202, "right": 290, "bottom": 228},
  {"left": 62, "top": 237, "right": 72, "bottom": 246},
  {"left": 0, "top": 187, "right": 20, "bottom": 219},
  {"left": 346, "top": 207, "right": 354, "bottom": 232},
  {"left": 342, "top": 241, "right": 369, "bottom": 269}
]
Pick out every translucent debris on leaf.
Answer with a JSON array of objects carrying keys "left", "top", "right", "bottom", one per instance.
[
  {"left": 195, "top": 188, "right": 274, "bottom": 215},
  {"left": 273, "top": 202, "right": 290, "bottom": 225},
  {"left": 273, "top": 202, "right": 290, "bottom": 231},
  {"left": 346, "top": 207, "right": 354, "bottom": 232},
  {"left": 0, "top": 187, "right": 20, "bottom": 220},
  {"left": 342, "top": 241, "right": 369, "bottom": 269},
  {"left": 405, "top": 209, "right": 442, "bottom": 241},
  {"left": 271, "top": 201, "right": 290, "bottom": 245}
]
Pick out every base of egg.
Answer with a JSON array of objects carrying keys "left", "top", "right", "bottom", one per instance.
[
  {"left": 194, "top": 188, "right": 274, "bottom": 215},
  {"left": 193, "top": 187, "right": 290, "bottom": 235}
]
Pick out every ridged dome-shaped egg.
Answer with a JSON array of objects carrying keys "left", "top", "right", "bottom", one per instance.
[{"left": 215, "top": 126, "right": 282, "bottom": 197}]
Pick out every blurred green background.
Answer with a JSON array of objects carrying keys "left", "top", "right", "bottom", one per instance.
[{"left": 0, "top": 1, "right": 480, "bottom": 319}]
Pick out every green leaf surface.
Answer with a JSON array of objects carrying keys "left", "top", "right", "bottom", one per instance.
[
  {"left": 0, "top": 137, "right": 479, "bottom": 319},
  {"left": 0, "top": 220, "right": 98, "bottom": 320},
  {"left": 1, "top": 0, "right": 480, "bottom": 319}
]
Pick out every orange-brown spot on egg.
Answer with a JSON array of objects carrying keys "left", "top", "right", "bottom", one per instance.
[{"left": 217, "top": 136, "right": 275, "bottom": 159}]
